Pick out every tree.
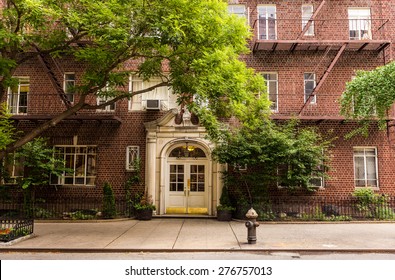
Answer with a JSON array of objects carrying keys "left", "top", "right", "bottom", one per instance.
[
  {"left": 340, "top": 61, "right": 395, "bottom": 137},
  {"left": 212, "top": 119, "right": 331, "bottom": 204},
  {"left": 0, "top": 0, "right": 267, "bottom": 158}
]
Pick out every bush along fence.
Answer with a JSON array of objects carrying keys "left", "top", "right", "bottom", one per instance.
[
  {"left": 241, "top": 195, "right": 395, "bottom": 221},
  {"left": 2, "top": 194, "right": 395, "bottom": 221},
  {"left": 0, "top": 195, "right": 132, "bottom": 220}
]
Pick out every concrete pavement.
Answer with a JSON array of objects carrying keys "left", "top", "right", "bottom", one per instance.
[{"left": 2, "top": 218, "right": 395, "bottom": 251}]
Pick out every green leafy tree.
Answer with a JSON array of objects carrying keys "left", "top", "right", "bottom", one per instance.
[
  {"left": 14, "top": 137, "right": 67, "bottom": 189},
  {"left": 212, "top": 119, "right": 331, "bottom": 204},
  {"left": 340, "top": 62, "right": 395, "bottom": 137},
  {"left": 0, "top": 0, "right": 267, "bottom": 158},
  {"left": 0, "top": 103, "right": 16, "bottom": 150}
]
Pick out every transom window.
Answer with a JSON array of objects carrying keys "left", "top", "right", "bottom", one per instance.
[
  {"left": 169, "top": 146, "right": 206, "bottom": 158},
  {"left": 51, "top": 146, "right": 97, "bottom": 186},
  {"left": 7, "top": 77, "right": 29, "bottom": 114},
  {"left": 353, "top": 147, "right": 378, "bottom": 188},
  {"left": 263, "top": 73, "right": 278, "bottom": 111}
]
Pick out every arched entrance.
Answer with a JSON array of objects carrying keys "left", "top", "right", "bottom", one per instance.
[{"left": 165, "top": 144, "right": 209, "bottom": 214}]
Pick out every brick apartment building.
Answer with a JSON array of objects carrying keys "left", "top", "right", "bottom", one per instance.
[{"left": 3, "top": 0, "right": 395, "bottom": 216}]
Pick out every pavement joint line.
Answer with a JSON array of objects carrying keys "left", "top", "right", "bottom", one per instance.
[
  {"left": 229, "top": 222, "right": 242, "bottom": 249},
  {"left": 172, "top": 219, "right": 185, "bottom": 250},
  {"left": 103, "top": 220, "right": 139, "bottom": 249}
]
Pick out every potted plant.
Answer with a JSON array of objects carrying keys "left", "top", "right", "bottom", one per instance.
[
  {"left": 134, "top": 193, "right": 156, "bottom": 220},
  {"left": 217, "top": 186, "right": 235, "bottom": 221}
]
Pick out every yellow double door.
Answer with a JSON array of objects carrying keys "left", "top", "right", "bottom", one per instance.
[{"left": 166, "top": 162, "right": 208, "bottom": 215}]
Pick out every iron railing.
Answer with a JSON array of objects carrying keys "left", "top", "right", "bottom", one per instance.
[
  {"left": 0, "top": 219, "right": 34, "bottom": 242},
  {"left": 1, "top": 195, "right": 395, "bottom": 221}
]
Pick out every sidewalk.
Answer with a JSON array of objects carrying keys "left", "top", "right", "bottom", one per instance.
[{"left": 2, "top": 218, "right": 395, "bottom": 251}]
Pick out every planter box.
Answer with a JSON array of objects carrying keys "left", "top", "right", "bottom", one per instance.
[
  {"left": 217, "top": 210, "right": 233, "bottom": 221},
  {"left": 136, "top": 209, "right": 153, "bottom": 220},
  {"left": 0, "top": 219, "right": 34, "bottom": 242}
]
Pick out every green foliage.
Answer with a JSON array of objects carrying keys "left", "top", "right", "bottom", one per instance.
[
  {"left": 352, "top": 188, "right": 395, "bottom": 219},
  {"left": 0, "top": 0, "right": 268, "bottom": 149},
  {"left": 340, "top": 62, "right": 395, "bottom": 137},
  {"left": 102, "top": 182, "right": 116, "bottom": 219},
  {"left": 133, "top": 192, "right": 156, "bottom": 211},
  {"left": 213, "top": 119, "right": 331, "bottom": 192},
  {"left": 14, "top": 137, "right": 68, "bottom": 189},
  {"left": 0, "top": 103, "right": 16, "bottom": 150}
]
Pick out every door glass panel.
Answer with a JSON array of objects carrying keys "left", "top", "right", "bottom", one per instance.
[
  {"left": 170, "top": 164, "right": 184, "bottom": 191},
  {"left": 190, "top": 165, "right": 205, "bottom": 192}
]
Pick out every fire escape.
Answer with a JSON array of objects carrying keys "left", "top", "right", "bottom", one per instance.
[
  {"left": 252, "top": 0, "right": 391, "bottom": 122},
  {"left": 11, "top": 48, "right": 121, "bottom": 124}
]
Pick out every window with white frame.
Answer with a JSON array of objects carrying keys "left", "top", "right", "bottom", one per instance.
[
  {"left": 64, "top": 73, "right": 75, "bottom": 103},
  {"left": 348, "top": 8, "right": 371, "bottom": 40},
  {"left": 228, "top": 4, "right": 248, "bottom": 23},
  {"left": 263, "top": 72, "right": 278, "bottom": 111},
  {"left": 126, "top": 146, "right": 140, "bottom": 171},
  {"left": 310, "top": 150, "right": 325, "bottom": 188},
  {"left": 7, "top": 77, "right": 29, "bottom": 114},
  {"left": 302, "top": 4, "right": 314, "bottom": 36},
  {"left": 258, "top": 5, "right": 277, "bottom": 40},
  {"left": 353, "top": 147, "right": 378, "bottom": 188},
  {"left": 97, "top": 85, "right": 116, "bottom": 112},
  {"left": 129, "top": 76, "right": 176, "bottom": 111},
  {"left": 304, "top": 72, "right": 316, "bottom": 103},
  {"left": 51, "top": 146, "right": 97, "bottom": 186}
]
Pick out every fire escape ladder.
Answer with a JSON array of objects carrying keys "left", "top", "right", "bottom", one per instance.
[
  {"left": 299, "top": 43, "right": 347, "bottom": 115},
  {"left": 297, "top": 0, "right": 326, "bottom": 39},
  {"left": 35, "top": 49, "right": 72, "bottom": 109}
]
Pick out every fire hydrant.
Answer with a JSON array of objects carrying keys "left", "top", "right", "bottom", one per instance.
[{"left": 245, "top": 208, "right": 259, "bottom": 244}]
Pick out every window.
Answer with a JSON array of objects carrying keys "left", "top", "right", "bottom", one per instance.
[
  {"left": 51, "top": 146, "right": 97, "bottom": 186},
  {"left": 64, "top": 73, "right": 75, "bottom": 103},
  {"left": 97, "top": 85, "right": 116, "bottom": 112},
  {"left": 228, "top": 4, "right": 248, "bottom": 23},
  {"left": 258, "top": 5, "right": 276, "bottom": 40},
  {"left": 302, "top": 4, "right": 314, "bottom": 36},
  {"left": 129, "top": 76, "right": 176, "bottom": 111},
  {"left": 353, "top": 147, "right": 378, "bottom": 188},
  {"left": 348, "top": 8, "right": 371, "bottom": 40},
  {"left": 7, "top": 77, "right": 29, "bottom": 114},
  {"left": 126, "top": 146, "right": 140, "bottom": 171},
  {"left": 263, "top": 73, "right": 278, "bottom": 111},
  {"left": 304, "top": 73, "right": 316, "bottom": 103}
]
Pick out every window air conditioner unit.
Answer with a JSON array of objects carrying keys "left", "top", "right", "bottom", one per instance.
[{"left": 146, "top": 99, "right": 160, "bottom": 110}]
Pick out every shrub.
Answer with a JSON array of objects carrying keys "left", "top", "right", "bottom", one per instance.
[{"left": 102, "top": 182, "right": 116, "bottom": 219}]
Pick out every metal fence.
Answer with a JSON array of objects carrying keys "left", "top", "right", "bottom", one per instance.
[
  {"left": 0, "top": 219, "right": 34, "bottom": 242},
  {"left": 1, "top": 195, "right": 395, "bottom": 221},
  {"left": 0, "top": 196, "right": 132, "bottom": 220},
  {"left": 247, "top": 196, "right": 395, "bottom": 221}
]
